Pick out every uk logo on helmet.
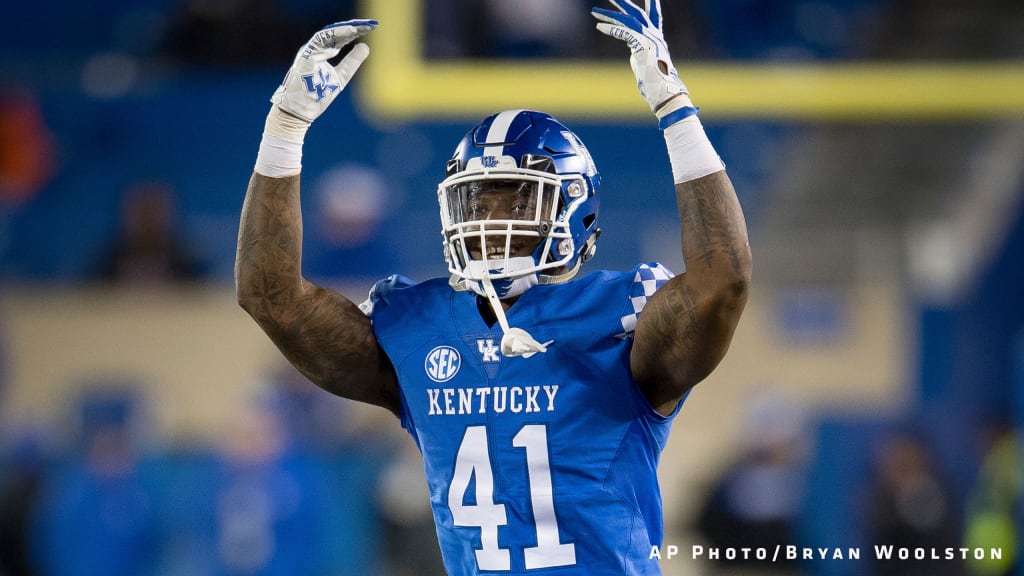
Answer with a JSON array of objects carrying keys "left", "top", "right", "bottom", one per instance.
[
  {"left": 481, "top": 156, "right": 499, "bottom": 168},
  {"left": 301, "top": 68, "right": 340, "bottom": 102},
  {"left": 425, "top": 346, "right": 461, "bottom": 383}
]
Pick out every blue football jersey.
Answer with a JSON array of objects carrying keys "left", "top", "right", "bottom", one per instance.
[{"left": 366, "top": 263, "right": 682, "bottom": 575}]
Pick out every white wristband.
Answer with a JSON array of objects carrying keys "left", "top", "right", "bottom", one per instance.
[
  {"left": 663, "top": 115, "right": 725, "bottom": 184},
  {"left": 253, "top": 107, "right": 311, "bottom": 178},
  {"left": 254, "top": 134, "right": 303, "bottom": 177}
]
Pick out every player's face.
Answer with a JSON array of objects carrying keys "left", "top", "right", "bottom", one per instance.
[{"left": 457, "top": 179, "right": 549, "bottom": 260}]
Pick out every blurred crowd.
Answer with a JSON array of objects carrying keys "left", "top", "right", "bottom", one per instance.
[
  {"left": 0, "top": 366, "right": 445, "bottom": 576},
  {"left": 3, "top": 381, "right": 1017, "bottom": 576},
  {"left": 688, "top": 395, "right": 1021, "bottom": 576}
]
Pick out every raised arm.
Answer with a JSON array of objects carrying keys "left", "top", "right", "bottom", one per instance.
[
  {"left": 633, "top": 172, "right": 751, "bottom": 414},
  {"left": 235, "top": 20, "right": 400, "bottom": 414},
  {"left": 594, "top": 0, "right": 752, "bottom": 415}
]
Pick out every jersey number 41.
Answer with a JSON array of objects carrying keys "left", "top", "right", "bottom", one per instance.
[{"left": 448, "top": 424, "right": 577, "bottom": 570}]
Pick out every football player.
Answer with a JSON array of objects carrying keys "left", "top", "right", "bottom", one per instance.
[{"left": 235, "top": 1, "right": 751, "bottom": 573}]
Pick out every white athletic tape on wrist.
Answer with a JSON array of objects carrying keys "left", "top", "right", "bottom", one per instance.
[
  {"left": 254, "top": 134, "right": 303, "bottom": 177},
  {"left": 254, "top": 107, "right": 310, "bottom": 177},
  {"left": 664, "top": 115, "right": 724, "bottom": 184},
  {"left": 263, "top": 106, "right": 310, "bottom": 141}
]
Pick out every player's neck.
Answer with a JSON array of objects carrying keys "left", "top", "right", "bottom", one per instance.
[{"left": 476, "top": 295, "right": 518, "bottom": 327}]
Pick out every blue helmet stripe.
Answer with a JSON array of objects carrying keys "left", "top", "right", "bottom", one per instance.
[{"left": 482, "top": 109, "right": 525, "bottom": 159}]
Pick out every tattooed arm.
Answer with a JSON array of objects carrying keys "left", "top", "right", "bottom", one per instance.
[
  {"left": 236, "top": 173, "right": 400, "bottom": 413},
  {"left": 234, "top": 21, "right": 397, "bottom": 412},
  {"left": 591, "top": 0, "right": 751, "bottom": 415},
  {"left": 631, "top": 170, "right": 752, "bottom": 416}
]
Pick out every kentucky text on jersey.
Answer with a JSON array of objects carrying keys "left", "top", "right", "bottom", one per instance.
[{"left": 427, "top": 385, "right": 560, "bottom": 416}]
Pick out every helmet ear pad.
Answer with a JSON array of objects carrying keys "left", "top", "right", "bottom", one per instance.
[{"left": 439, "top": 110, "right": 601, "bottom": 289}]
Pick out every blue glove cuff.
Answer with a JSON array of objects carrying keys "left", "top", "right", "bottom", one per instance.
[{"left": 658, "top": 106, "right": 700, "bottom": 130}]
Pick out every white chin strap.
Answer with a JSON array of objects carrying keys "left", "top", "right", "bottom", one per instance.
[
  {"left": 464, "top": 257, "right": 547, "bottom": 357},
  {"left": 478, "top": 277, "right": 549, "bottom": 357}
]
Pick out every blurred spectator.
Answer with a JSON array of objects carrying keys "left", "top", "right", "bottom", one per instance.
[
  {"left": 692, "top": 393, "right": 808, "bottom": 576},
  {"left": 691, "top": 0, "right": 883, "bottom": 61},
  {"left": 95, "top": 180, "right": 208, "bottom": 285},
  {"left": 210, "top": 393, "right": 321, "bottom": 576},
  {"left": 0, "top": 431, "right": 48, "bottom": 576},
  {"left": 963, "top": 421, "right": 1020, "bottom": 576},
  {"left": 866, "top": 429, "right": 962, "bottom": 576},
  {"left": 205, "top": 368, "right": 388, "bottom": 576},
  {"left": 422, "top": 0, "right": 703, "bottom": 60},
  {"left": 163, "top": 0, "right": 301, "bottom": 67},
  {"left": 262, "top": 364, "right": 351, "bottom": 453},
  {"left": 163, "top": 0, "right": 357, "bottom": 68},
  {"left": 0, "top": 88, "right": 55, "bottom": 207},
  {"left": 0, "top": 305, "right": 7, "bottom": 420},
  {"left": 29, "top": 384, "right": 160, "bottom": 576},
  {"left": 305, "top": 164, "right": 400, "bottom": 283},
  {"left": 476, "top": 0, "right": 589, "bottom": 59},
  {"left": 376, "top": 438, "right": 445, "bottom": 576},
  {"left": 868, "top": 0, "right": 1024, "bottom": 60},
  {"left": 263, "top": 365, "right": 392, "bottom": 574},
  {"left": 259, "top": 362, "right": 386, "bottom": 453}
]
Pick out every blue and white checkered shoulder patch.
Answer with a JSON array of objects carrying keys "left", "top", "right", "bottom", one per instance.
[{"left": 617, "top": 263, "right": 675, "bottom": 338}]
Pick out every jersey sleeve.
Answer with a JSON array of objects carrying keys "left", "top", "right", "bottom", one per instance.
[
  {"left": 615, "top": 262, "right": 675, "bottom": 338},
  {"left": 358, "top": 274, "right": 418, "bottom": 318}
]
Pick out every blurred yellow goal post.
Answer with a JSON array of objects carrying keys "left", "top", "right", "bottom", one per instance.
[{"left": 358, "top": 0, "right": 1024, "bottom": 122}]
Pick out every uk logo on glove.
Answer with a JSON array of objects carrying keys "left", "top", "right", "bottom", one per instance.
[
  {"left": 302, "top": 68, "right": 340, "bottom": 102},
  {"left": 270, "top": 19, "right": 378, "bottom": 124}
]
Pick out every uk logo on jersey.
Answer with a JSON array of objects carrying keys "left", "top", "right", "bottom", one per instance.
[
  {"left": 301, "top": 68, "right": 340, "bottom": 102},
  {"left": 425, "top": 345, "right": 461, "bottom": 382},
  {"left": 477, "top": 339, "right": 500, "bottom": 363}
]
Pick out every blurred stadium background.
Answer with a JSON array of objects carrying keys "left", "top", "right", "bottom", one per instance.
[{"left": 0, "top": 0, "right": 1022, "bottom": 575}]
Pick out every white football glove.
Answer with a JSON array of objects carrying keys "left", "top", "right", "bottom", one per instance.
[
  {"left": 592, "top": 1, "right": 696, "bottom": 129},
  {"left": 270, "top": 19, "right": 378, "bottom": 124}
]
